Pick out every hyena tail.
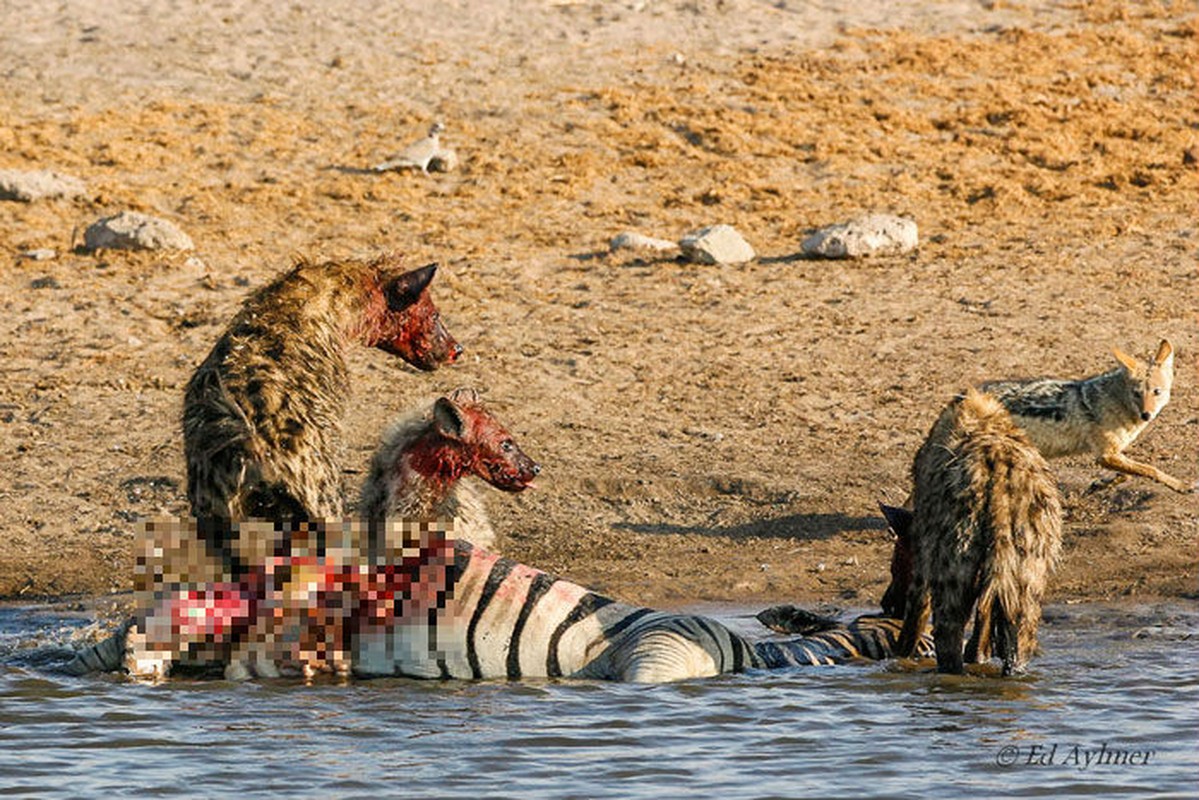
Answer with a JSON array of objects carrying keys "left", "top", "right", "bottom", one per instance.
[{"left": 979, "top": 508, "right": 1025, "bottom": 677}]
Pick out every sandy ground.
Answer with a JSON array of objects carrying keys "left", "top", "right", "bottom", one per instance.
[{"left": 1, "top": 0, "right": 1196, "bottom": 612}]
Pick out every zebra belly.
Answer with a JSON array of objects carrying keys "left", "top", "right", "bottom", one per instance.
[{"left": 573, "top": 612, "right": 756, "bottom": 682}]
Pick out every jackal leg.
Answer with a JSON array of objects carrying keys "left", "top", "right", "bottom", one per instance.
[{"left": 1099, "top": 451, "right": 1196, "bottom": 494}]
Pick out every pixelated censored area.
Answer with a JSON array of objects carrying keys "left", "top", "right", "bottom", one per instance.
[{"left": 133, "top": 518, "right": 458, "bottom": 669}]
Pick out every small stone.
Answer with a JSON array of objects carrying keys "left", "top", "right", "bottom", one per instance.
[
  {"left": 0, "top": 169, "right": 86, "bottom": 202},
  {"left": 801, "top": 214, "right": 918, "bottom": 259},
  {"left": 20, "top": 249, "right": 57, "bottom": 261},
  {"left": 83, "top": 211, "right": 195, "bottom": 252},
  {"left": 1184, "top": 146, "right": 1199, "bottom": 167},
  {"left": 679, "top": 224, "right": 755, "bottom": 265},
  {"left": 29, "top": 276, "right": 61, "bottom": 289},
  {"left": 610, "top": 231, "right": 679, "bottom": 253}
]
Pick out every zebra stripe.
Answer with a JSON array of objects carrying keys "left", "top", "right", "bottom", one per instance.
[
  {"left": 466, "top": 557, "right": 515, "bottom": 679},
  {"left": 546, "top": 593, "right": 614, "bottom": 678},
  {"left": 598, "top": 607, "right": 655, "bottom": 642},
  {"left": 507, "top": 572, "right": 558, "bottom": 680},
  {"left": 692, "top": 617, "right": 726, "bottom": 673}
]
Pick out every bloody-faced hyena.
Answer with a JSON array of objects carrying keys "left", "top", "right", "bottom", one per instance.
[
  {"left": 358, "top": 387, "right": 541, "bottom": 551},
  {"left": 183, "top": 253, "right": 461, "bottom": 526},
  {"left": 895, "top": 389, "right": 1062, "bottom": 675}
]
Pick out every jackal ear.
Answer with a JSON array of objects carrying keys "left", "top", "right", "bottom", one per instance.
[
  {"left": 1111, "top": 346, "right": 1141, "bottom": 373},
  {"left": 385, "top": 263, "right": 438, "bottom": 311},
  {"left": 878, "top": 502, "right": 913, "bottom": 540},
  {"left": 432, "top": 396, "right": 467, "bottom": 440},
  {"left": 1153, "top": 339, "right": 1173, "bottom": 368}
]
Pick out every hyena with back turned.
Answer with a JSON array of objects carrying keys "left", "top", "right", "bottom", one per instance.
[
  {"left": 183, "top": 253, "right": 461, "bottom": 526},
  {"left": 896, "top": 389, "right": 1063, "bottom": 675},
  {"left": 982, "top": 339, "right": 1193, "bottom": 493}
]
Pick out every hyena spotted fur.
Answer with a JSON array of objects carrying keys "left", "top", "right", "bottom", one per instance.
[
  {"left": 981, "top": 339, "right": 1193, "bottom": 493},
  {"left": 183, "top": 253, "right": 461, "bottom": 526},
  {"left": 896, "top": 389, "right": 1063, "bottom": 675}
]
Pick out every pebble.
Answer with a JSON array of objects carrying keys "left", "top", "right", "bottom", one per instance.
[
  {"left": 0, "top": 169, "right": 86, "bottom": 202},
  {"left": 610, "top": 231, "right": 679, "bottom": 253},
  {"left": 20, "top": 249, "right": 57, "bottom": 261},
  {"left": 801, "top": 214, "right": 918, "bottom": 259},
  {"left": 83, "top": 211, "right": 195, "bottom": 252},
  {"left": 678, "top": 224, "right": 755, "bottom": 265}
]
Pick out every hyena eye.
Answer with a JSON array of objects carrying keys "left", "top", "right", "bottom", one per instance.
[
  {"left": 500, "top": 440, "right": 514, "bottom": 453},
  {"left": 1153, "top": 388, "right": 1162, "bottom": 396}
]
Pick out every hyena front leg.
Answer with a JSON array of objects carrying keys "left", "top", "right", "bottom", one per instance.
[
  {"left": 1098, "top": 451, "right": 1196, "bottom": 494},
  {"left": 896, "top": 582, "right": 931, "bottom": 660},
  {"left": 930, "top": 589, "right": 970, "bottom": 675}
]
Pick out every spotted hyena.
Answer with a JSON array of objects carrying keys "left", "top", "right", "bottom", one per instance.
[
  {"left": 895, "top": 389, "right": 1062, "bottom": 675},
  {"left": 359, "top": 387, "right": 541, "bottom": 551},
  {"left": 183, "top": 253, "right": 461, "bottom": 528}
]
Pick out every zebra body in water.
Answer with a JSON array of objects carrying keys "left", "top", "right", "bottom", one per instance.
[
  {"left": 66, "top": 526, "right": 925, "bottom": 683},
  {"left": 353, "top": 534, "right": 920, "bottom": 682}
]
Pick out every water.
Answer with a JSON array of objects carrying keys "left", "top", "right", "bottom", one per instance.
[{"left": 0, "top": 604, "right": 1195, "bottom": 799}]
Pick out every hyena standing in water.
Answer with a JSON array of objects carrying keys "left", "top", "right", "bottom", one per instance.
[
  {"left": 183, "top": 253, "right": 462, "bottom": 527},
  {"left": 895, "top": 389, "right": 1063, "bottom": 675},
  {"left": 982, "top": 339, "right": 1193, "bottom": 493}
]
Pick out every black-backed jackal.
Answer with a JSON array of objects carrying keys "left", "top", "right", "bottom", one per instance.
[{"left": 982, "top": 339, "right": 1193, "bottom": 493}]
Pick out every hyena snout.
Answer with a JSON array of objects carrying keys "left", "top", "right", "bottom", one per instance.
[
  {"left": 378, "top": 301, "right": 463, "bottom": 371},
  {"left": 485, "top": 448, "right": 540, "bottom": 493}
]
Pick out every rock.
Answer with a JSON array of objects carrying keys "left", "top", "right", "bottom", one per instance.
[
  {"left": 83, "top": 211, "right": 195, "bottom": 252},
  {"left": 610, "top": 231, "right": 679, "bottom": 253},
  {"left": 20, "top": 249, "right": 57, "bottom": 261},
  {"left": 801, "top": 214, "right": 918, "bottom": 259},
  {"left": 678, "top": 224, "right": 755, "bottom": 265},
  {"left": 0, "top": 169, "right": 86, "bottom": 202}
]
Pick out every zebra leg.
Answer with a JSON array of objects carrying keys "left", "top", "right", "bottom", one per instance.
[{"left": 60, "top": 622, "right": 132, "bottom": 676}]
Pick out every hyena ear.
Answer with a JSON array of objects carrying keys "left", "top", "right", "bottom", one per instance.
[
  {"left": 385, "top": 263, "right": 438, "bottom": 311},
  {"left": 446, "top": 387, "right": 481, "bottom": 407},
  {"left": 1153, "top": 339, "right": 1173, "bottom": 369},
  {"left": 878, "top": 503, "right": 913, "bottom": 541},
  {"left": 1111, "top": 345, "right": 1141, "bottom": 373},
  {"left": 432, "top": 396, "right": 467, "bottom": 441}
]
